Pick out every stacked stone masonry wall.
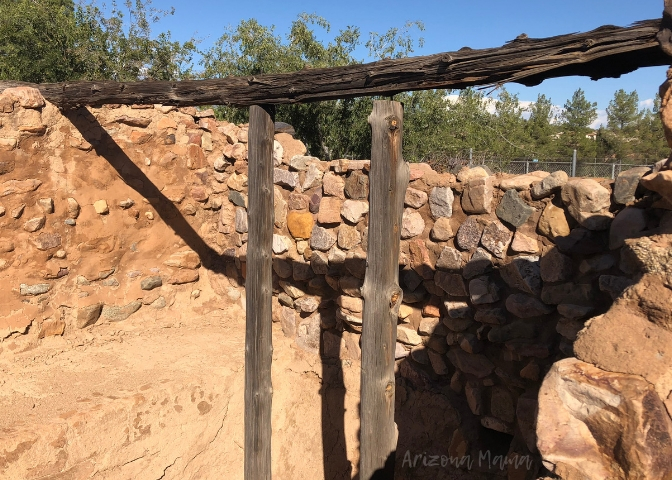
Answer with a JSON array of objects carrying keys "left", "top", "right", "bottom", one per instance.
[{"left": 2, "top": 86, "right": 672, "bottom": 478}]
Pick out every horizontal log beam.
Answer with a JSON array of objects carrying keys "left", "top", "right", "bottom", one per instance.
[{"left": 0, "top": 19, "right": 669, "bottom": 108}]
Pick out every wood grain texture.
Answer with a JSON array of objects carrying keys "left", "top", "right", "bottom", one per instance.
[
  {"left": 359, "top": 101, "right": 409, "bottom": 480},
  {"left": 245, "top": 105, "right": 275, "bottom": 480},
  {"left": 0, "top": 19, "right": 669, "bottom": 108}
]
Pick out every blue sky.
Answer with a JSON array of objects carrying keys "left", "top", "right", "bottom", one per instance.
[{"left": 122, "top": 0, "right": 669, "bottom": 126}]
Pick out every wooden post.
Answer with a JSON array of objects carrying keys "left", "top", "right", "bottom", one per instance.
[
  {"left": 359, "top": 100, "right": 409, "bottom": 480},
  {"left": 245, "top": 104, "right": 275, "bottom": 480}
]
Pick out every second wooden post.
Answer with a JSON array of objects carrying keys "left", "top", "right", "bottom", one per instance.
[
  {"left": 245, "top": 104, "right": 275, "bottom": 480},
  {"left": 359, "top": 100, "right": 410, "bottom": 480}
]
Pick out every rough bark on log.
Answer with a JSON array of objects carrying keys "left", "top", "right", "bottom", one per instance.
[
  {"left": 0, "top": 19, "right": 669, "bottom": 108},
  {"left": 245, "top": 105, "right": 275, "bottom": 480},
  {"left": 359, "top": 100, "right": 409, "bottom": 480}
]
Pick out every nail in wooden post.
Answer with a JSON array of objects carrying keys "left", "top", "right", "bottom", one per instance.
[
  {"left": 245, "top": 104, "right": 275, "bottom": 480},
  {"left": 359, "top": 100, "right": 409, "bottom": 480}
]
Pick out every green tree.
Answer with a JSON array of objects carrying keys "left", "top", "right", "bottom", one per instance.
[
  {"left": 200, "top": 14, "right": 424, "bottom": 160},
  {"left": 560, "top": 88, "right": 598, "bottom": 158},
  {"left": 0, "top": 0, "right": 196, "bottom": 83},
  {"left": 526, "top": 94, "right": 558, "bottom": 157},
  {"left": 606, "top": 89, "right": 640, "bottom": 132}
]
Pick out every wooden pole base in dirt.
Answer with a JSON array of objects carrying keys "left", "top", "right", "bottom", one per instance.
[
  {"left": 359, "top": 100, "right": 410, "bottom": 480},
  {"left": 245, "top": 104, "right": 275, "bottom": 480}
]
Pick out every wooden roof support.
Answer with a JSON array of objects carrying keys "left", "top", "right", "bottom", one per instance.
[{"left": 1, "top": 19, "right": 670, "bottom": 109}]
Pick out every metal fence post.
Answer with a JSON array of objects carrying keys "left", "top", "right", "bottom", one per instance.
[
  {"left": 468, "top": 148, "right": 473, "bottom": 167},
  {"left": 611, "top": 163, "right": 616, "bottom": 180},
  {"left": 572, "top": 150, "right": 577, "bottom": 177},
  {"left": 525, "top": 161, "right": 529, "bottom": 174}
]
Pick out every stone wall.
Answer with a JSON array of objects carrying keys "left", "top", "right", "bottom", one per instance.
[{"left": 2, "top": 86, "right": 672, "bottom": 479}]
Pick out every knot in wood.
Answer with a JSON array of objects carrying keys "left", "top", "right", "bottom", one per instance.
[
  {"left": 389, "top": 291, "right": 400, "bottom": 307},
  {"left": 386, "top": 116, "right": 399, "bottom": 131}
]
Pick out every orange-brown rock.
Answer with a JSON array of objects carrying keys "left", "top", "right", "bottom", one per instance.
[{"left": 287, "top": 211, "right": 314, "bottom": 239}]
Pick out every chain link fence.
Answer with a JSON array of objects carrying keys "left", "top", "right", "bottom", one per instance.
[{"left": 426, "top": 151, "right": 652, "bottom": 179}]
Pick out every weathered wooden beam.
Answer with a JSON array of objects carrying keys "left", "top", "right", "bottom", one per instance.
[
  {"left": 359, "top": 100, "right": 409, "bottom": 480},
  {"left": 0, "top": 19, "right": 669, "bottom": 108},
  {"left": 245, "top": 104, "right": 275, "bottom": 480}
]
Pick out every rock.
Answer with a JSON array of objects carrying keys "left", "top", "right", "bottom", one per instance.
[
  {"left": 164, "top": 250, "right": 200, "bottom": 269},
  {"left": 310, "top": 226, "right": 337, "bottom": 251},
  {"left": 275, "top": 133, "right": 307, "bottom": 163},
  {"left": 228, "top": 191, "right": 247, "bottom": 208},
  {"left": 555, "top": 227, "right": 608, "bottom": 256},
  {"left": 397, "top": 325, "right": 422, "bottom": 345},
  {"left": 557, "top": 304, "right": 593, "bottom": 321},
  {"left": 496, "top": 189, "right": 534, "bottom": 227},
  {"left": 641, "top": 170, "right": 672, "bottom": 205},
  {"left": 434, "top": 271, "right": 468, "bottom": 296},
  {"left": 289, "top": 155, "right": 320, "bottom": 171},
  {"left": 2, "top": 86, "right": 45, "bottom": 107},
  {"left": 235, "top": 207, "right": 248, "bottom": 233},
  {"left": 309, "top": 192, "right": 321, "bottom": 214},
  {"left": 541, "top": 283, "right": 593, "bottom": 305},
  {"left": 540, "top": 247, "right": 573, "bottom": 283},
  {"left": 288, "top": 193, "right": 310, "bottom": 211},
  {"left": 294, "top": 296, "right": 319, "bottom": 313},
  {"left": 418, "top": 317, "right": 440, "bottom": 336},
  {"left": 302, "top": 163, "right": 324, "bottom": 190},
  {"left": 404, "top": 188, "right": 428, "bottom": 208},
  {"left": 317, "top": 197, "right": 342, "bottom": 224},
  {"left": 23, "top": 215, "right": 45, "bottom": 232},
  {"left": 579, "top": 253, "right": 615, "bottom": 273},
  {"left": 167, "top": 269, "right": 199, "bottom": 285},
  {"left": 469, "top": 276, "right": 500, "bottom": 305},
  {"left": 519, "top": 363, "right": 540, "bottom": 382},
  {"left": 609, "top": 207, "right": 647, "bottom": 250},
  {"left": 500, "top": 255, "right": 541, "bottom": 295},
  {"left": 613, "top": 167, "right": 651, "bottom": 204},
  {"left": 480, "top": 220, "right": 512, "bottom": 259},
  {"left": 37, "top": 197, "right": 54, "bottom": 214},
  {"left": 66, "top": 197, "right": 80, "bottom": 218},
  {"left": 273, "top": 168, "right": 299, "bottom": 189},
  {"left": 463, "top": 248, "right": 492, "bottom": 279},
  {"left": 0, "top": 179, "right": 41, "bottom": 197},
  {"left": 340, "top": 200, "right": 368, "bottom": 224},
  {"left": 537, "top": 358, "right": 672, "bottom": 480},
  {"left": 561, "top": 178, "right": 613, "bottom": 230},
  {"left": 272, "top": 234, "right": 292, "bottom": 254},
  {"left": 428, "top": 350, "right": 449, "bottom": 375},
  {"left": 505, "top": 294, "right": 553, "bottom": 318},
  {"left": 490, "top": 386, "right": 515, "bottom": 423},
  {"left": 465, "top": 382, "right": 483, "bottom": 414},
  {"left": 344, "top": 171, "right": 369, "bottom": 199},
  {"left": 499, "top": 173, "right": 548, "bottom": 191},
  {"left": 38, "top": 318, "right": 66, "bottom": 338},
  {"left": 76, "top": 303, "right": 103, "bottom": 328},
  {"left": 401, "top": 208, "right": 425, "bottom": 239},
  {"left": 461, "top": 176, "right": 493, "bottom": 214},
  {"left": 456, "top": 216, "right": 483, "bottom": 250},
  {"left": 20, "top": 283, "right": 50, "bottom": 296},
  {"left": 274, "top": 306, "right": 297, "bottom": 337},
  {"left": 141, "top": 276, "right": 162, "bottom": 290},
  {"left": 296, "top": 313, "right": 322, "bottom": 354},
  {"left": 93, "top": 200, "right": 109, "bottom": 215},
  {"left": 531, "top": 170, "right": 568, "bottom": 199},
  {"left": 481, "top": 416, "right": 513, "bottom": 434},
  {"left": 598, "top": 275, "right": 635, "bottom": 300},
  {"left": 101, "top": 301, "right": 142, "bottom": 322},
  {"left": 274, "top": 187, "right": 287, "bottom": 228},
  {"left": 447, "top": 348, "right": 495, "bottom": 378},
  {"left": 428, "top": 186, "right": 454, "bottom": 219},
  {"left": 430, "top": 217, "right": 453, "bottom": 241},
  {"left": 537, "top": 202, "right": 571, "bottom": 239},
  {"left": 273, "top": 140, "right": 284, "bottom": 166},
  {"left": 475, "top": 308, "right": 507, "bottom": 325},
  {"left": 457, "top": 166, "right": 489, "bottom": 183},
  {"left": 33, "top": 232, "right": 61, "bottom": 250},
  {"left": 10, "top": 203, "right": 25, "bottom": 219},
  {"left": 322, "top": 172, "right": 345, "bottom": 199},
  {"left": 118, "top": 198, "right": 135, "bottom": 209},
  {"left": 556, "top": 318, "right": 584, "bottom": 341},
  {"left": 0, "top": 239, "right": 14, "bottom": 252},
  {"left": 227, "top": 172, "right": 247, "bottom": 191},
  {"left": 434, "top": 246, "right": 462, "bottom": 272},
  {"left": 337, "top": 225, "right": 361, "bottom": 250},
  {"left": 443, "top": 300, "right": 472, "bottom": 319},
  {"left": 286, "top": 211, "right": 314, "bottom": 239}
]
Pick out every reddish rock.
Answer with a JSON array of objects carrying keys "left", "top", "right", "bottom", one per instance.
[
  {"left": 462, "top": 176, "right": 493, "bottom": 214},
  {"left": 38, "top": 318, "right": 66, "bottom": 338},
  {"left": 167, "top": 269, "right": 199, "bottom": 285},
  {"left": 480, "top": 220, "right": 512, "bottom": 259},
  {"left": 317, "top": 196, "right": 342, "bottom": 224},
  {"left": 287, "top": 211, "right": 314, "bottom": 239},
  {"left": 186, "top": 144, "right": 207, "bottom": 169}
]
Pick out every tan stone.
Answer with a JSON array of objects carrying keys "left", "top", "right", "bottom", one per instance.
[
  {"left": 93, "top": 200, "right": 109, "bottom": 214},
  {"left": 275, "top": 132, "right": 307, "bottom": 164},
  {"left": 537, "top": 202, "right": 571, "bottom": 239},
  {"left": 461, "top": 176, "right": 493, "bottom": 214},
  {"left": 511, "top": 231, "right": 539, "bottom": 254},
  {"left": 641, "top": 170, "right": 672, "bottom": 205},
  {"left": 287, "top": 211, "right": 314, "bottom": 239},
  {"left": 317, "top": 197, "right": 342, "bottom": 224},
  {"left": 38, "top": 318, "right": 66, "bottom": 339},
  {"left": 164, "top": 250, "right": 201, "bottom": 269},
  {"left": 166, "top": 269, "right": 199, "bottom": 285},
  {"left": 537, "top": 357, "right": 672, "bottom": 480},
  {"left": 499, "top": 173, "right": 547, "bottom": 191}
]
